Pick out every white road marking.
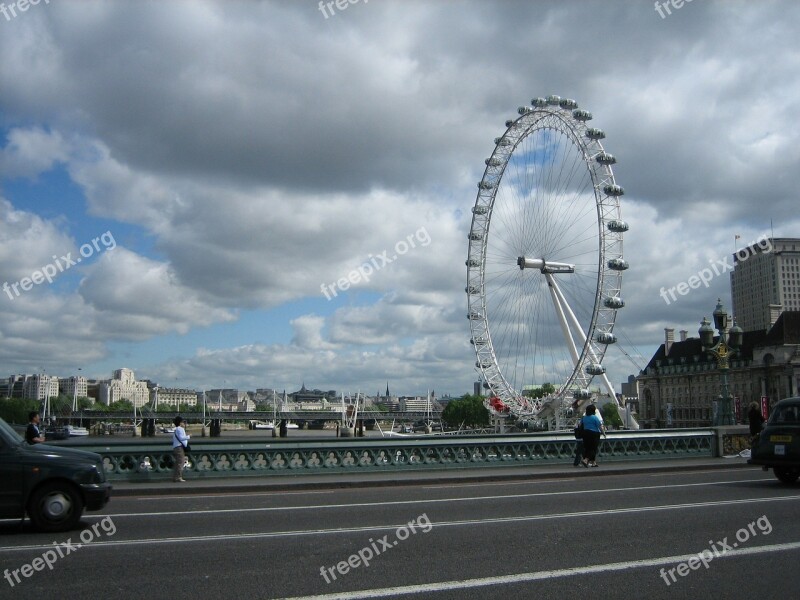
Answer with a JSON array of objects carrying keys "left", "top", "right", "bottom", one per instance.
[
  {"left": 648, "top": 468, "right": 751, "bottom": 477},
  {"left": 131, "top": 489, "right": 336, "bottom": 500},
  {"left": 276, "top": 541, "right": 800, "bottom": 599},
  {"left": 1, "top": 494, "right": 798, "bottom": 553},
  {"left": 97, "top": 477, "right": 775, "bottom": 518},
  {"left": 421, "top": 478, "right": 577, "bottom": 489}
]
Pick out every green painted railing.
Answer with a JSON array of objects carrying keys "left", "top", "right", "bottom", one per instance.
[{"left": 72, "top": 429, "right": 716, "bottom": 481}]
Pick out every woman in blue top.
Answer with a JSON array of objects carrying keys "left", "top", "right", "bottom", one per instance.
[{"left": 580, "top": 405, "right": 605, "bottom": 467}]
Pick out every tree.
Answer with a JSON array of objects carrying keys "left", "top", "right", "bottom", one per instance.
[
  {"left": 600, "top": 402, "right": 624, "bottom": 429},
  {"left": 77, "top": 397, "right": 96, "bottom": 410},
  {"left": 441, "top": 395, "right": 490, "bottom": 428},
  {"left": 49, "top": 395, "right": 73, "bottom": 415},
  {"left": 0, "top": 398, "right": 40, "bottom": 425},
  {"left": 107, "top": 400, "right": 135, "bottom": 413},
  {"left": 523, "top": 383, "right": 556, "bottom": 399}
]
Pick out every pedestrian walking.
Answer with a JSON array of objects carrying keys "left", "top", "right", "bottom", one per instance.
[
  {"left": 580, "top": 404, "right": 605, "bottom": 468},
  {"left": 747, "top": 401, "right": 765, "bottom": 448},
  {"left": 25, "top": 411, "right": 45, "bottom": 444},
  {"left": 172, "top": 416, "right": 190, "bottom": 482}
]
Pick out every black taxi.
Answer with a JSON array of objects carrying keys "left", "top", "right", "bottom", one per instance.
[
  {"left": 749, "top": 397, "right": 800, "bottom": 484},
  {"left": 0, "top": 417, "right": 112, "bottom": 531}
]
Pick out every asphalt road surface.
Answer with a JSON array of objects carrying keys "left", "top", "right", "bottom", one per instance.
[{"left": 2, "top": 468, "right": 799, "bottom": 599}]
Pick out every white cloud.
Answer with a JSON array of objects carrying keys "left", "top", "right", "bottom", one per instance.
[
  {"left": 0, "top": 128, "right": 70, "bottom": 179},
  {"left": 1, "top": 0, "right": 799, "bottom": 395}
]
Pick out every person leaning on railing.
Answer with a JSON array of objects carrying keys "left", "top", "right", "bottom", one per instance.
[{"left": 580, "top": 405, "right": 606, "bottom": 468}]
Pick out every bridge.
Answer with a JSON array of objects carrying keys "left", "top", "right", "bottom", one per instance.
[
  {"left": 52, "top": 409, "right": 443, "bottom": 421},
  {"left": 48, "top": 409, "right": 445, "bottom": 436},
  {"left": 51, "top": 426, "right": 752, "bottom": 482}
]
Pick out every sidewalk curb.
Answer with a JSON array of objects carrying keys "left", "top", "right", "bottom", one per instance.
[{"left": 108, "top": 459, "right": 752, "bottom": 497}]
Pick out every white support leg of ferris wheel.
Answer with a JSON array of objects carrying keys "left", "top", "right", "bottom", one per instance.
[
  {"left": 546, "top": 274, "right": 580, "bottom": 366},
  {"left": 544, "top": 272, "right": 580, "bottom": 430},
  {"left": 548, "top": 274, "right": 620, "bottom": 403},
  {"left": 520, "top": 260, "right": 581, "bottom": 372}
]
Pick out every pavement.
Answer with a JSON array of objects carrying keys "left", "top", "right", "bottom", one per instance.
[{"left": 108, "top": 455, "right": 755, "bottom": 496}]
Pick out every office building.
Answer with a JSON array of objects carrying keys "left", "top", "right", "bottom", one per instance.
[
  {"left": 731, "top": 237, "right": 800, "bottom": 332},
  {"left": 99, "top": 368, "right": 150, "bottom": 408}
]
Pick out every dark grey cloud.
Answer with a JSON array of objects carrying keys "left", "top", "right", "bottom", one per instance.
[{"left": 1, "top": 0, "right": 799, "bottom": 394}]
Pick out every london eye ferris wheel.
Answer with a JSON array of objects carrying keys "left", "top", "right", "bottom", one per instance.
[{"left": 466, "top": 95, "right": 629, "bottom": 424}]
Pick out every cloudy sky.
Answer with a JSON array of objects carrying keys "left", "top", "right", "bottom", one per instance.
[{"left": 1, "top": 0, "right": 798, "bottom": 397}]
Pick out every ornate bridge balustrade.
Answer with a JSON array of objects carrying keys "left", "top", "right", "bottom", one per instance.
[{"left": 77, "top": 429, "right": 717, "bottom": 481}]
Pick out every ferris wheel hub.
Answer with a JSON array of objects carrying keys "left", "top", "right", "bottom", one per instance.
[{"left": 516, "top": 257, "right": 575, "bottom": 274}]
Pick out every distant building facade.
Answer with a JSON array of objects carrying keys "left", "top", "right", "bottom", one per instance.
[
  {"left": 23, "top": 374, "right": 59, "bottom": 401},
  {"left": 99, "top": 368, "right": 150, "bottom": 408},
  {"left": 399, "top": 395, "right": 433, "bottom": 412},
  {"left": 204, "top": 389, "right": 255, "bottom": 411},
  {"left": 619, "top": 374, "right": 640, "bottom": 417},
  {"left": 58, "top": 376, "right": 88, "bottom": 400},
  {"left": 154, "top": 387, "right": 197, "bottom": 408},
  {"left": 289, "top": 384, "right": 336, "bottom": 404},
  {"left": 3, "top": 375, "right": 30, "bottom": 399},
  {"left": 732, "top": 237, "right": 800, "bottom": 332},
  {"left": 637, "top": 314, "right": 800, "bottom": 428}
]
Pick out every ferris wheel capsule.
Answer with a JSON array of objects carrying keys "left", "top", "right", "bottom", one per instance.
[
  {"left": 596, "top": 332, "right": 618, "bottom": 344},
  {"left": 607, "top": 220, "right": 629, "bottom": 232}
]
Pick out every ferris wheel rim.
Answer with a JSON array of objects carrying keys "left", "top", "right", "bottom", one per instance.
[{"left": 466, "top": 97, "right": 626, "bottom": 415}]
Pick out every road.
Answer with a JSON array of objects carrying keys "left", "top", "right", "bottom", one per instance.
[{"left": 1, "top": 467, "right": 799, "bottom": 599}]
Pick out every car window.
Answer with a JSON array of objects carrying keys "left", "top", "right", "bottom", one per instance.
[
  {"left": 0, "top": 418, "right": 25, "bottom": 445},
  {"left": 771, "top": 405, "right": 800, "bottom": 425}
]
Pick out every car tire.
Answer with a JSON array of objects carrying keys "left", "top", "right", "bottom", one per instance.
[
  {"left": 27, "top": 482, "right": 84, "bottom": 532},
  {"left": 774, "top": 467, "right": 800, "bottom": 485}
]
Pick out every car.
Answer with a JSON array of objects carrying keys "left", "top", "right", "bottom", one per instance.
[
  {"left": 0, "top": 417, "right": 112, "bottom": 531},
  {"left": 748, "top": 397, "right": 800, "bottom": 484}
]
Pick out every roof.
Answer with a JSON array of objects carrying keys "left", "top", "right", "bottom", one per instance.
[
  {"left": 760, "top": 311, "right": 800, "bottom": 346},
  {"left": 643, "top": 330, "right": 767, "bottom": 372},
  {"left": 642, "top": 311, "right": 800, "bottom": 372}
]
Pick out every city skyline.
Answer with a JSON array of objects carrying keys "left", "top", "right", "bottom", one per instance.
[
  {"left": 1, "top": 1, "right": 800, "bottom": 396},
  {"left": 1, "top": 370, "right": 447, "bottom": 403}
]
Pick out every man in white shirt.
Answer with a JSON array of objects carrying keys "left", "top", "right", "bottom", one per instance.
[{"left": 172, "top": 416, "right": 190, "bottom": 482}]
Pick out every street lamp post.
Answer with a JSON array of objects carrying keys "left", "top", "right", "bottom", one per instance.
[{"left": 699, "top": 299, "right": 743, "bottom": 426}]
